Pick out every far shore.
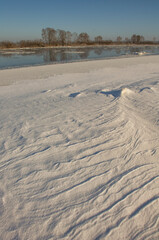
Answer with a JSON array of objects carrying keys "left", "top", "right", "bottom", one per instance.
[{"left": 0, "top": 43, "right": 159, "bottom": 51}]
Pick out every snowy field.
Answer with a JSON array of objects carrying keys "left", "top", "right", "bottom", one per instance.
[{"left": 0, "top": 55, "right": 159, "bottom": 240}]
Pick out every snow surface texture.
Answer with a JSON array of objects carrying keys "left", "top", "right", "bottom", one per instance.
[{"left": 0, "top": 56, "right": 159, "bottom": 240}]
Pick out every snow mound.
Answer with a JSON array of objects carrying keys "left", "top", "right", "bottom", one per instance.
[{"left": 121, "top": 87, "right": 133, "bottom": 96}]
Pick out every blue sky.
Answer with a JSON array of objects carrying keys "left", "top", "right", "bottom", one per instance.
[{"left": 0, "top": 0, "right": 159, "bottom": 41}]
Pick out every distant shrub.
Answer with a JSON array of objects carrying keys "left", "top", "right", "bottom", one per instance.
[
  {"left": 18, "top": 40, "right": 45, "bottom": 48},
  {"left": 0, "top": 41, "right": 16, "bottom": 48}
]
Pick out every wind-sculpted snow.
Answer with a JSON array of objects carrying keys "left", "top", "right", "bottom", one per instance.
[{"left": 0, "top": 56, "right": 159, "bottom": 239}]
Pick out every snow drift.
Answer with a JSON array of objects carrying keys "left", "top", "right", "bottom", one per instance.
[{"left": 0, "top": 55, "right": 159, "bottom": 240}]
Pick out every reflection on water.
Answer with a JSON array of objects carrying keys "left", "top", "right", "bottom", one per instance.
[
  {"left": 0, "top": 45, "right": 159, "bottom": 69},
  {"left": 42, "top": 48, "right": 91, "bottom": 62}
]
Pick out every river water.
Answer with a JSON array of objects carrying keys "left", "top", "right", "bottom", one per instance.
[{"left": 0, "top": 45, "right": 159, "bottom": 69}]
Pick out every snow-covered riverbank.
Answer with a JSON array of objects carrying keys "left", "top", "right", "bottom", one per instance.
[{"left": 0, "top": 55, "right": 159, "bottom": 239}]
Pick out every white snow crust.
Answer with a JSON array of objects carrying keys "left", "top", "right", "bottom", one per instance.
[{"left": 0, "top": 55, "right": 159, "bottom": 240}]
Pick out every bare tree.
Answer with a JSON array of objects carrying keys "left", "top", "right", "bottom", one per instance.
[
  {"left": 131, "top": 34, "right": 144, "bottom": 44},
  {"left": 72, "top": 32, "right": 78, "bottom": 44},
  {"left": 77, "top": 32, "right": 90, "bottom": 44},
  {"left": 140, "top": 35, "right": 144, "bottom": 43},
  {"left": 116, "top": 36, "right": 122, "bottom": 43},
  {"left": 42, "top": 28, "right": 47, "bottom": 43},
  {"left": 94, "top": 35, "right": 103, "bottom": 44},
  {"left": 125, "top": 37, "right": 130, "bottom": 43},
  {"left": 66, "top": 31, "right": 72, "bottom": 45},
  {"left": 57, "top": 29, "right": 66, "bottom": 46},
  {"left": 131, "top": 34, "right": 137, "bottom": 44},
  {"left": 136, "top": 35, "right": 141, "bottom": 44},
  {"left": 42, "top": 28, "right": 56, "bottom": 45}
]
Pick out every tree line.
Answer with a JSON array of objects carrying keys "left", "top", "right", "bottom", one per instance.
[
  {"left": 41, "top": 28, "right": 102, "bottom": 45},
  {"left": 41, "top": 28, "right": 148, "bottom": 46},
  {"left": 0, "top": 27, "right": 158, "bottom": 49}
]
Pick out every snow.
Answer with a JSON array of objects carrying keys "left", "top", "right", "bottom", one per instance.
[
  {"left": 0, "top": 51, "right": 36, "bottom": 55},
  {"left": 0, "top": 55, "right": 159, "bottom": 240}
]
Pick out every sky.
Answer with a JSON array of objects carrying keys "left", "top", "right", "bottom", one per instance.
[{"left": 0, "top": 0, "right": 159, "bottom": 42}]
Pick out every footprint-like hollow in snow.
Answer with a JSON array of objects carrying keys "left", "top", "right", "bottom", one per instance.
[
  {"left": 69, "top": 92, "right": 81, "bottom": 98},
  {"left": 99, "top": 88, "right": 133, "bottom": 98},
  {"left": 139, "top": 87, "right": 152, "bottom": 93},
  {"left": 100, "top": 89, "right": 121, "bottom": 98}
]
